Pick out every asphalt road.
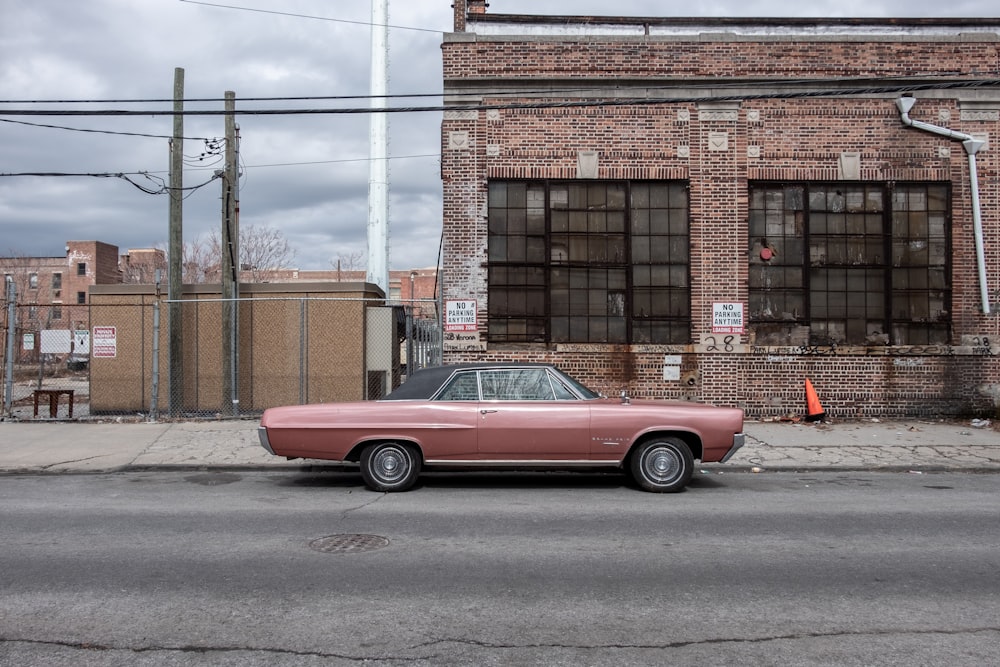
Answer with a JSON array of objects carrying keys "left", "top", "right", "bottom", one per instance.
[{"left": 2, "top": 470, "right": 999, "bottom": 666}]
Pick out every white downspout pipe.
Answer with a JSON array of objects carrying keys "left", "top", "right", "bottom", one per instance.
[{"left": 896, "top": 96, "right": 991, "bottom": 315}]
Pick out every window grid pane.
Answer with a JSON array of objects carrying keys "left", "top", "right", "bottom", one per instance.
[
  {"left": 748, "top": 182, "right": 950, "bottom": 345},
  {"left": 488, "top": 180, "right": 690, "bottom": 344}
]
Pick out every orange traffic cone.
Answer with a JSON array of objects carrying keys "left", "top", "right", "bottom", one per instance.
[{"left": 805, "top": 378, "right": 826, "bottom": 422}]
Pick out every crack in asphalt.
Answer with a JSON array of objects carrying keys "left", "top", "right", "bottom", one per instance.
[
  {"left": 416, "top": 625, "right": 1000, "bottom": 651},
  {"left": 341, "top": 490, "right": 385, "bottom": 516},
  {"left": 6, "top": 626, "right": 998, "bottom": 659},
  {"left": 0, "top": 637, "right": 431, "bottom": 662}
]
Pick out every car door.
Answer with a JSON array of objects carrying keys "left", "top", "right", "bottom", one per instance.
[{"left": 474, "top": 368, "right": 592, "bottom": 460}]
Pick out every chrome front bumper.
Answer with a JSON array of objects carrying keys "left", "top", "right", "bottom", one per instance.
[
  {"left": 719, "top": 432, "right": 746, "bottom": 463},
  {"left": 257, "top": 426, "right": 275, "bottom": 455}
]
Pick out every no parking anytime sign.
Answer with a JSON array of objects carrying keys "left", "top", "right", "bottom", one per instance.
[
  {"left": 712, "top": 302, "right": 745, "bottom": 335},
  {"left": 445, "top": 300, "right": 478, "bottom": 332}
]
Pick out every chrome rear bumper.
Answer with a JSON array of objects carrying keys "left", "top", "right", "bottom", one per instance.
[
  {"left": 719, "top": 432, "right": 746, "bottom": 463},
  {"left": 257, "top": 426, "right": 275, "bottom": 455}
]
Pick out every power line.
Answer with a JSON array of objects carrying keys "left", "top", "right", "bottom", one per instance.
[
  {"left": 238, "top": 153, "right": 440, "bottom": 169},
  {"left": 0, "top": 73, "right": 966, "bottom": 105},
  {"left": 0, "top": 92, "right": 448, "bottom": 104},
  {"left": 178, "top": 0, "right": 444, "bottom": 33},
  {"left": 0, "top": 117, "right": 218, "bottom": 141},
  {"left": 0, "top": 171, "right": 222, "bottom": 197},
  {"left": 1, "top": 79, "right": 999, "bottom": 117},
  {"left": 0, "top": 154, "right": 441, "bottom": 178}
]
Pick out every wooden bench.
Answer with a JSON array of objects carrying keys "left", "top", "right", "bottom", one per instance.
[{"left": 32, "top": 389, "right": 75, "bottom": 418}]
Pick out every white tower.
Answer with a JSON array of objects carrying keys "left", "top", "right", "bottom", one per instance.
[{"left": 366, "top": 0, "right": 390, "bottom": 294}]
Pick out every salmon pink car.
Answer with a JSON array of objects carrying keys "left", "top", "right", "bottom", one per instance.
[{"left": 258, "top": 363, "right": 745, "bottom": 493}]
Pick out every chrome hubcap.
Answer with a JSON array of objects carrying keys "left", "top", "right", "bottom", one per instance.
[
  {"left": 644, "top": 447, "right": 680, "bottom": 482},
  {"left": 374, "top": 447, "right": 407, "bottom": 482}
]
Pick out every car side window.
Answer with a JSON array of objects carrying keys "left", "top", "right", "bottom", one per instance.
[
  {"left": 480, "top": 368, "right": 555, "bottom": 401},
  {"left": 436, "top": 372, "right": 480, "bottom": 401},
  {"left": 549, "top": 374, "right": 578, "bottom": 400}
]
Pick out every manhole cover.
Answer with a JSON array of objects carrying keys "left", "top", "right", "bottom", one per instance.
[{"left": 309, "top": 534, "right": 390, "bottom": 554}]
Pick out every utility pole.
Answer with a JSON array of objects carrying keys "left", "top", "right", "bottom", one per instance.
[
  {"left": 4, "top": 277, "right": 16, "bottom": 418},
  {"left": 221, "top": 91, "right": 239, "bottom": 416},
  {"left": 168, "top": 67, "right": 184, "bottom": 415}
]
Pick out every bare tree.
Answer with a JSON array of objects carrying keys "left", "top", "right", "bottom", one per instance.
[
  {"left": 183, "top": 236, "right": 220, "bottom": 284},
  {"left": 208, "top": 224, "right": 296, "bottom": 283},
  {"left": 333, "top": 250, "right": 365, "bottom": 271},
  {"left": 331, "top": 250, "right": 365, "bottom": 273},
  {"left": 137, "top": 225, "right": 295, "bottom": 285},
  {"left": 136, "top": 237, "right": 219, "bottom": 285},
  {"left": 0, "top": 250, "right": 44, "bottom": 338},
  {"left": 120, "top": 248, "right": 168, "bottom": 284},
  {"left": 0, "top": 250, "right": 42, "bottom": 304},
  {"left": 242, "top": 224, "right": 296, "bottom": 282}
]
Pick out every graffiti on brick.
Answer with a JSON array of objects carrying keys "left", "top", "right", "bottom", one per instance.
[
  {"left": 702, "top": 335, "right": 737, "bottom": 353},
  {"left": 748, "top": 339, "right": 997, "bottom": 357}
]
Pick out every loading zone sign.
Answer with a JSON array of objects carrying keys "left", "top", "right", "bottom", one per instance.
[
  {"left": 445, "top": 300, "right": 478, "bottom": 332},
  {"left": 712, "top": 302, "right": 745, "bottom": 335}
]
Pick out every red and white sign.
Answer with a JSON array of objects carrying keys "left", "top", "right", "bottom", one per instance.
[
  {"left": 445, "top": 300, "right": 478, "bottom": 332},
  {"left": 92, "top": 326, "right": 117, "bottom": 358},
  {"left": 712, "top": 302, "right": 745, "bottom": 335}
]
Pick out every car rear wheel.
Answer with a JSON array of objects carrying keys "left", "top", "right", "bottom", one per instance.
[
  {"left": 630, "top": 437, "right": 693, "bottom": 493},
  {"left": 360, "top": 442, "right": 421, "bottom": 492}
]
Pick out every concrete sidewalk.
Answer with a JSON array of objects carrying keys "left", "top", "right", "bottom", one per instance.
[{"left": 0, "top": 417, "right": 997, "bottom": 474}]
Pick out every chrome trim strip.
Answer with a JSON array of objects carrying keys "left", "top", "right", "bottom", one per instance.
[
  {"left": 424, "top": 459, "right": 620, "bottom": 468},
  {"left": 257, "top": 426, "right": 275, "bottom": 455},
  {"left": 719, "top": 433, "right": 746, "bottom": 463}
]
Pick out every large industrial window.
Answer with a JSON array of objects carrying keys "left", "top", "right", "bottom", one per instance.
[
  {"left": 749, "top": 183, "right": 950, "bottom": 346},
  {"left": 488, "top": 180, "right": 690, "bottom": 344}
]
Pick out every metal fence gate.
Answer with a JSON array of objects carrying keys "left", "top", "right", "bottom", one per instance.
[{"left": 2, "top": 289, "right": 441, "bottom": 421}]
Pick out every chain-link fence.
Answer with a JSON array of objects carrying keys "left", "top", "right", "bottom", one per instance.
[{"left": 2, "top": 291, "right": 441, "bottom": 421}]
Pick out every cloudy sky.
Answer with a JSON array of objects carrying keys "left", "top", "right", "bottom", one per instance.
[{"left": 1, "top": 0, "right": 996, "bottom": 273}]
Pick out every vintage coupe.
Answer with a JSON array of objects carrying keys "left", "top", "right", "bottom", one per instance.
[{"left": 258, "top": 363, "right": 745, "bottom": 493}]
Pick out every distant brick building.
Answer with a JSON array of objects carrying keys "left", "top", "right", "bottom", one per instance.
[
  {"left": 440, "top": 3, "right": 1000, "bottom": 418},
  {"left": 251, "top": 267, "right": 439, "bottom": 318},
  {"left": 2, "top": 241, "right": 121, "bottom": 343},
  {"left": 120, "top": 247, "right": 167, "bottom": 285}
]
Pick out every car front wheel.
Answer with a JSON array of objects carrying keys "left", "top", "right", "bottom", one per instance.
[
  {"left": 360, "top": 442, "right": 421, "bottom": 492},
  {"left": 630, "top": 437, "right": 693, "bottom": 493}
]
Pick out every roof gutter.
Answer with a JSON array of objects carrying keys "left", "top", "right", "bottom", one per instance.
[{"left": 895, "top": 96, "right": 991, "bottom": 315}]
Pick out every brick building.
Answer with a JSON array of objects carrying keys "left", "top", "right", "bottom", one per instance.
[
  {"left": 118, "top": 247, "right": 438, "bottom": 317},
  {"left": 2, "top": 241, "right": 121, "bottom": 353},
  {"left": 252, "top": 267, "right": 439, "bottom": 317},
  {"left": 440, "top": 2, "right": 1000, "bottom": 419}
]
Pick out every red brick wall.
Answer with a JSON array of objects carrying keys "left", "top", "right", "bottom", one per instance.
[{"left": 441, "top": 31, "right": 1000, "bottom": 419}]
